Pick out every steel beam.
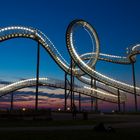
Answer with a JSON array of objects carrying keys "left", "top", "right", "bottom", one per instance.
[
  {"left": 123, "top": 101, "right": 125, "bottom": 113},
  {"left": 72, "top": 75, "right": 75, "bottom": 107},
  {"left": 93, "top": 67, "right": 98, "bottom": 113},
  {"left": 79, "top": 93, "right": 81, "bottom": 112},
  {"left": 70, "top": 58, "right": 74, "bottom": 111},
  {"left": 132, "top": 62, "right": 137, "bottom": 112},
  {"left": 10, "top": 92, "right": 14, "bottom": 112},
  {"left": 35, "top": 42, "right": 40, "bottom": 111},
  {"left": 64, "top": 73, "right": 67, "bottom": 111},
  {"left": 117, "top": 89, "right": 121, "bottom": 112},
  {"left": 91, "top": 77, "right": 93, "bottom": 111}
]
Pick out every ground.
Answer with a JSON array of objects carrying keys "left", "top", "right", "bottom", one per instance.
[{"left": 0, "top": 112, "right": 140, "bottom": 140}]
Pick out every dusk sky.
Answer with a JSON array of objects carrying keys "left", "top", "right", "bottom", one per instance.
[{"left": 0, "top": 0, "right": 140, "bottom": 112}]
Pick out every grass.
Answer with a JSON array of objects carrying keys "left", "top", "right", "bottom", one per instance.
[
  {"left": 0, "top": 119, "right": 126, "bottom": 127},
  {"left": 0, "top": 113, "right": 140, "bottom": 140},
  {"left": 0, "top": 119, "right": 96, "bottom": 127},
  {"left": 0, "top": 129, "right": 140, "bottom": 140}
]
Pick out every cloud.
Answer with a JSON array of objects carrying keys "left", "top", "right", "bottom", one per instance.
[{"left": 0, "top": 79, "right": 99, "bottom": 110}]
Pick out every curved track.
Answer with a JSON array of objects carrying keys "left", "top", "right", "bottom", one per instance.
[
  {"left": 0, "top": 78, "right": 125, "bottom": 103},
  {"left": 66, "top": 20, "right": 140, "bottom": 94},
  {"left": 0, "top": 19, "right": 140, "bottom": 103}
]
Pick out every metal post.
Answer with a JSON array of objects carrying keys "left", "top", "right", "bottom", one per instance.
[
  {"left": 35, "top": 42, "right": 40, "bottom": 111},
  {"left": 10, "top": 92, "right": 14, "bottom": 112},
  {"left": 91, "top": 77, "right": 93, "bottom": 111},
  {"left": 123, "top": 101, "right": 125, "bottom": 113},
  {"left": 132, "top": 62, "right": 137, "bottom": 112},
  {"left": 64, "top": 73, "right": 67, "bottom": 111},
  {"left": 94, "top": 96, "right": 98, "bottom": 113},
  {"left": 72, "top": 76, "right": 75, "bottom": 106},
  {"left": 117, "top": 89, "right": 121, "bottom": 112},
  {"left": 93, "top": 67, "right": 98, "bottom": 112},
  {"left": 79, "top": 93, "right": 81, "bottom": 112},
  {"left": 94, "top": 80, "right": 98, "bottom": 112},
  {"left": 70, "top": 58, "right": 73, "bottom": 111}
]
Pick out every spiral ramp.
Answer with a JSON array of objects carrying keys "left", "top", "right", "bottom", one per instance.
[{"left": 0, "top": 19, "right": 140, "bottom": 104}]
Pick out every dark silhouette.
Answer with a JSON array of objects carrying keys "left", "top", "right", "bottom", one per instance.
[
  {"left": 94, "top": 122, "right": 116, "bottom": 133},
  {"left": 94, "top": 122, "right": 106, "bottom": 132},
  {"left": 83, "top": 111, "right": 88, "bottom": 120}
]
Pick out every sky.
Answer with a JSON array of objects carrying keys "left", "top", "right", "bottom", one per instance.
[{"left": 0, "top": 0, "right": 140, "bottom": 112}]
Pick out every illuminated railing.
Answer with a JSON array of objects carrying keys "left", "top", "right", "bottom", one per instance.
[
  {"left": 0, "top": 78, "right": 125, "bottom": 103},
  {"left": 0, "top": 20, "right": 140, "bottom": 102}
]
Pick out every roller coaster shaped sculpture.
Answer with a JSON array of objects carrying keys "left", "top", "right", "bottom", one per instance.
[{"left": 0, "top": 19, "right": 140, "bottom": 105}]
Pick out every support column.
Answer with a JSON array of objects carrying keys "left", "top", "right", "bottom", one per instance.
[
  {"left": 117, "top": 89, "right": 121, "bottom": 112},
  {"left": 64, "top": 73, "right": 67, "bottom": 111},
  {"left": 93, "top": 67, "right": 98, "bottom": 113},
  {"left": 94, "top": 97, "right": 98, "bottom": 113},
  {"left": 10, "top": 92, "right": 14, "bottom": 112},
  {"left": 70, "top": 58, "right": 74, "bottom": 111},
  {"left": 79, "top": 93, "right": 81, "bottom": 112},
  {"left": 35, "top": 42, "right": 40, "bottom": 111},
  {"left": 91, "top": 77, "right": 93, "bottom": 111},
  {"left": 72, "top": 76, "right": 75, "bottom": 106},
  {"left": 94, "top": 80, "right": 98, "bottom": 113},
  {"left": 123, "top": 101, "right": 125, "bottom": 113},
  {"left": 132, "top": 62, "right": 137, "bottom": 112}
]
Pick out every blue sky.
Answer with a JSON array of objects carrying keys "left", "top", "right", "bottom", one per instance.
[{"left": 0, "top": 0, "right": 140, "bottom": 111}]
